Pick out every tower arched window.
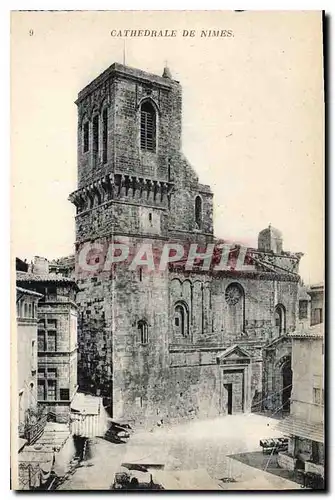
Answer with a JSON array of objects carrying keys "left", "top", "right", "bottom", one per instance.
[
  {"left": 140, "top": 101, "right": 156, "bottom": 152},
  {"left": 275, "top": 304, "right": 286, "bottom": 335},
  {"left": 138, "top": 320, "right": 148, "bottom": 345},
  {"left": 83, "top": 121, "right": 89, "bottom": 153},
  {"left": 195, "top": 195, "right": 202, "bottom": 229}
]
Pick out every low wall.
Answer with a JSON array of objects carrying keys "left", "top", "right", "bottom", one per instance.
[
  {"left": 305, "top": 461, "right": 324, "bottom": 478},
  {"left": 277, "top": 452, "right": 296, "bottom": 471}
]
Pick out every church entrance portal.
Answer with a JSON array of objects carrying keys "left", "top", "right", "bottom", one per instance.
[
  {"left": 281, "top": 358, "right": 292, "bottom": 413},
  {"left": 224, "top": 383, "right": 233, "bottom": 415}
]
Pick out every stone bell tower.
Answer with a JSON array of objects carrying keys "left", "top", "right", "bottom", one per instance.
[{"left": 69, "top": 63, "right": 184, "bottom": 419}]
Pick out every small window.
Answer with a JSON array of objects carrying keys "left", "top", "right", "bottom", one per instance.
[
  {"left": 168, "top": 158, "right": 172, "bottom": 181},
  {"left": 140, "top": 101, "right": 156, "bottom": 152},
  {"left": 47, "top": 331, "right": 56, "bottom": 352},
  {"left": 195, "top": 196, "right": 202, "bottom": 229},
  {"left": 47, "top": 286, "right": 57, "bottom": 298},
  {"left": 47, "top": 380, "right": 56, "bottom": 401},
  {"left": 135, "top": 396, "right": 143, "bottom": 408},
  {"left": 139, "top": 268, "right": 143, "bottom": 282},
  {"left": 299, "top": 300, "right": 308, "bottom": 320},
  {"left": 102, "top": 109, "right": 108, "bottom": 164},
  {"left": 138, "top": 320, "right": 148, "bottom": 345},
  {"left": 60, "top": 388, "right": 70, "bottom": 401},
  {"left": 47, "top": 368, "right": 57, "bottom": 377},
  {"left": 274, "top": 304, "right": 286, "bottom": 335},
  {"left": 93, "top": 114, "right": 99, "bottom": 159},
  {"left": 31, "top": 340, "right": 36, "bottom": 372},
  {"left": 174, "top": 302, "right": 189, "bottom": 337},
  {"left": 149, "top": 212, "right": 152, "bottom": 224},
  {"left": 312, "top": 308, "right": 323, "bottom": 325},
  {"left": 83, "top": 122, "right": 89, "bottom": 153}
]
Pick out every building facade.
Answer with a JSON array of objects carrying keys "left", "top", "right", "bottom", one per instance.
[
  {"left": 69, "top": 63, "right": 303, "bottom": 423},
  {"left": 16, "top": 257, "right": 78, "bottom": 423},
  {"left": 309, "top": 283, "right": 324, "bottom": 326},
  {"left": 278, "top": 324, "right": 324, "bottom": 476},
  {"left": 16, "top": 286, "right": 43, "bottom": 443},
  {"left": 277, "top": 284, "right": 324, "bottom": 477}
]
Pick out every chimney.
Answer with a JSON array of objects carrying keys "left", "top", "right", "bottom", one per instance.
[{"left": 33, "top": 256, "right": 49, "bottom": 275}]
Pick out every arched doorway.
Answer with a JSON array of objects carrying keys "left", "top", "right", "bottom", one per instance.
[
  {"left": 274, "top": 304, "right": 286, "bottom": 336},
  {"left": 225, "top": 283, "right": 245, "bottom": 335},
  {"left": 173, "top": 301, "right": 189, "bottom": 340},
  {"left": 281, "top": 358, "right": 292, "bottom": 413},
  {"left": 194, "top": 195, "right": 202, "bottom": 229}
]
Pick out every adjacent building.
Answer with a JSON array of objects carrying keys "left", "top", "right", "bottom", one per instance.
[
  {"left": 16, "top": 285, "right": 44, "bottom": 445},
  {"left": 16, "top": 256, "right": 79, "bottom": 423}
]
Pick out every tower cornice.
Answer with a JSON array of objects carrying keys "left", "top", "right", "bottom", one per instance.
[{"left": 76, "top": 62, "right": 177, "bottom": 106}]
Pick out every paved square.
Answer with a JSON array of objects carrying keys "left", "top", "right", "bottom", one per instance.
[{"left": 59, "top": 414, "right": 301, "bottom": 490}]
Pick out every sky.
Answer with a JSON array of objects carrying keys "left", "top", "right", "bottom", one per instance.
[{"left": 11, "top": 10, "right": 324, "bottom": 284}]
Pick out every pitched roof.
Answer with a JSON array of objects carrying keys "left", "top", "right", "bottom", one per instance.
[
  {"left": 310, "top": 282, "right": 324, "bottom": 290},
  {"left": 71, "top": 392, "right": 101, "bottom": 415},
  {"left": 259, "top": 224, "right": 282, "bottom": 239},
  {"left": 298, "top": 286, "right": 311, "bottom": 301}
]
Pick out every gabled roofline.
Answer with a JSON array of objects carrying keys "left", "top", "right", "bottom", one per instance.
[{"left": 76, "top": 62, "right": 178, "bottom": 104}]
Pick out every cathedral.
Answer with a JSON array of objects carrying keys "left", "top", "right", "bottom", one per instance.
[{"left": 68, "top": 62, "right": 303, "bottom": 423}]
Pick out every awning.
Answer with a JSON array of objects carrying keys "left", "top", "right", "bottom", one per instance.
[
  {"left": 151, "top": 469, "right": 221, "bottom": 490},
  {"left": 70, "top": 393, "right": 109, "bottom": 437},
  {"left": 71, "top": 392, "right": 101, "bottom": 415},
  {"left": 277, "top": 416, "right": 324, "bottom": 443},
  {"left": 18, "top": 449, "right": 54, "bottom": 488},
  {"left": 121, "top": 445, "right": 169, "bottom": 468},
  {"left": 18, "top": 438, "right": 28, "bottom": 453}
]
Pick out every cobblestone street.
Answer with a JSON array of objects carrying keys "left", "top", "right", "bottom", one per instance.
[{"left": 58, "top": 414, "right": 301, "bottom": 490}]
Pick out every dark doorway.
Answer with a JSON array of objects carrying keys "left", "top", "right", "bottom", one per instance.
[
  {"left": 224, "top": 383, "right": 233, "bottom": 415},
  {"left": 282, "top": 359, "right": 292, "bottom": 413}
]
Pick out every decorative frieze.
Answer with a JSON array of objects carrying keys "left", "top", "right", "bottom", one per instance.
[
  {"left": 77, "top": 79, "right": 111, "bottom": 126},
  {"left": 69, "top": 173, "right": 174, "bottom": 214}
]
